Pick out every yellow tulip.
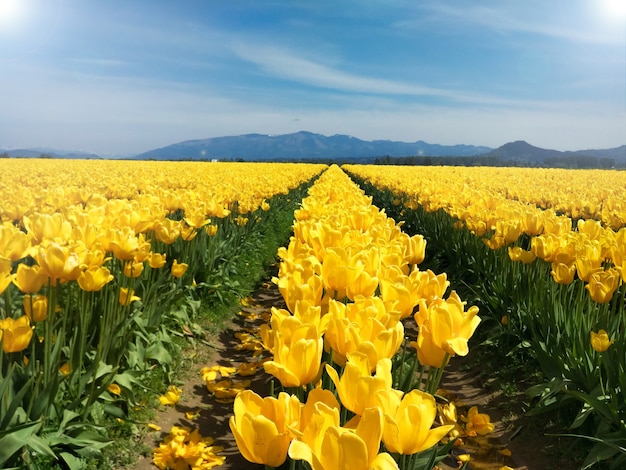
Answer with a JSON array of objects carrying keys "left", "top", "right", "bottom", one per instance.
[
  {"left": 0, "top": 259, "right": 15, "bottom": 296},
  {"left": 263, "top": 320, "right": 323, "bottom": 388},
  {"left": 158, "top": 385, "right": 182, "bottom": 406},
  {"left": 171, "top": 260, "right": 188, "bottom": 278},
  {"left": 590, "top": 329, "right": 614, "bottom": 352},
  {"left": 123, "top": 260, "right": 144, "bottom": 278},
  {"left": 229, "top": 390, "right": 300, "bottom": 467},
  {"left": 0, "top": 224, "right": 31, "bottom": 261},
  {"left": 414, "top": 292, "right": 480, "bottom": 362},
  {"left": 325, "top": 352, "right": 394, "bottom": 416},
  {"left": 13, "top": 263, "right": 48, "bottom": 294},
  {"left": 77, "top": 266, "right": 114, "bottom": 291},
  {"left": 276, "top": 272, "right": 324, "bottom": 313},
  {"left": 201, "top": 365, "right": 237, "bottom": 382},
  {"left": 404, "top": 233, "right": 427, "bottom": 265},
  {"left": 575, "top": 257, "right": 603, "bottom": 283},
  {"left": 462, "top": 406, "right": 494, "bottom": 436},
  {"left": 521, "top": 210, "right": 544, "bottom": 236},
  {"left": 323, "top": 297, "right": 403, "bottom": 369},
  {"left": 289, "top": 406, "right": 398, "bottom": 470},
  {"left": 585, "top": 269, "right": 620, "bottom": 304},
  {"left": 107, "top": 226, "right": 140, "bottom": 260},
  {"left": 379, "top": 269, "right": 418, "bottom": 319},
  {"left": 0, "top": 315, "right": 34, "bottom": 353},
  {"left": 23, "top": 212, "right": 71, "bottom": 245},
  {"left": 180, "top": 223, "right": 198, "bottom": 241},
  {"left": 108, "top": 383, "right": 122, "bottom": 396},
  {"left": 377, "top": 389, "right": 454, "bottom": 455},
  {"left": 321, "top": 247, "right": 362, "bottom": 296},
  {"left": 409, "top": 268, "right": 450, "bottom": 305},
  {"left": 531, "top": 234, "right": 559, "bottom": 262},
  {"left": 119, "top": 287, "right": 140, "bottom": 306},
  {"left": 153, "top": 219, "right": 181, "bottom": 245},
  {"left": 206, "top": 379, "right": 251, "bottom": 402},
  {"left": 147, "top": 252, "right": 167, "bottom": 269},
  {"left": 23, "top": 294, "right": 48, "bottom": 322},
  {"left": 507, "top": 246, "right": 537, "bottom": 264},
  {"left": 205, "top": 224, "right": 218, "bottom": 236},
  {"left": 550, "top": 262, "right": 576, "bottom": 285},
  {"left": 36, "top": 242, "right": 81, "bottom": 284},
  {"left": 152, "top": 425, "right": 225, "bottom": 470},
  {"left": 412, "top": 321, "right": 449, "bottom": 368},
  {"left": 296, "top": 389, "right": 341, "bottom": 436}
]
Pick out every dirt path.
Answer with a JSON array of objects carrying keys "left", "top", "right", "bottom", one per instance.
[
  {"left": 128, "top": 279, "right": 576, "bottom": 470},
  {"left": 129, "top": 282, "right": 280, "bottom": 470}
]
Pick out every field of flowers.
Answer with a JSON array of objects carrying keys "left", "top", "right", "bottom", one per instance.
[
  {"left": 0, "top": 158, "right": 325, "bottom": 468},
  {"left": 345, "top": 164, "right": 626, "bottom": 469},
  {"left": 2, "top": 160, "right": 624, "bottom": 469}
]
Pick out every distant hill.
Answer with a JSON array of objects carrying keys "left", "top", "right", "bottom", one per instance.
[
  {"left": 479, "top": 140, "right": 625, "bottom": 167},
  {"left": 132, "top": 131, "right": 493, "bottom": 161},
  {"left": 1, "top": 147, "right": 100, "bottom": 159}
]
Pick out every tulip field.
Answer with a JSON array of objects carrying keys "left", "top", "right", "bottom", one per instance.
[{"left": 1, "top": 160, "right": 625, "bottom": 469}]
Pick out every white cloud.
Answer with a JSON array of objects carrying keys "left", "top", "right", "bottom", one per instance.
[
  {"left": 231, "top": 43, "right": 557, "bottom": 108},
  {"left": 409, "top": 1, "right": 626, "bottom": 46}
]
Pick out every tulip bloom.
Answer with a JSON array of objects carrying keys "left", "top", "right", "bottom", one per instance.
[
  {"left": 321, "top": 247, "right": 362, "bottom": 295},
  {"left": 414, "top": 291, "right": 480, "bottom": 367},
  {"left": 0, "top": 224, "right": 31, "bottom": 261},
  {"left": 119, "top": 287, "right": 140, "bottom": 306},
  {"left": 289, "top": 406, "right": 398, "bottom": 470},
  {"left": 590, "top": 329, "right": 614, "bottom": 352},
  {"left": 229, "top": 390, "right": 301, "bottom": 467},
  {"left": 77, "top": 266, "right": 114, "bottom": 291},
  {"left": 171, "top": 260, "right": 188, "bottom": 278},
  {"left": 377, "top": 389, "right": 454, "bottom": 455},
  {"left": 36, "top": 242, "right": 82, "bottom": 284},
  {"left": 413, "top": 292, "right": 481, "bottom": 367},
  {"left": 123, "top": 261, "right": 144, "bottom": 278},
  {"left": 507, "top": 246, "right": 537, "bottom": 264},
  {"left": 23, "top": 294, "right": 48, "bottom": 322},
  {"left": 263, "top": 320, "right": 323, "bottom": 388},
  {"left": 462, "top": 406, "right": 494, "bottom": 436},
  {"left": 324, "top": 298, "right": 403, "bottom": 369},
  {"left": 0, "top": 260, "right": 14, "bottom": 296},
  {"left": 325, "top": 352, "right": 394, "bottom": 416},
  {"left": 159, "top": 385, "right": 182, "bottom": 406},
  {"left": 585, "top": 269, "right": 620, "bottom": 304},
  {"left": 550, "top": 262, "right": 576, "bottom": 285},
  {"left": 12, "top": 263, "right": 47, "bottom": 294},
  {"left": 152, "top": 426, "right": 225, "bottom": 470},
  {"left": 404, "top": 233, "right": 427, "bottom": 265},
  {"left": 107, "top": 226, "right": 140, "bottom": 260},
  {"left": 147, "top": 252, "right": 167, "bottom": 269},
  {"left": 0, "top": 315, "right": 34, "bottom": 353}
]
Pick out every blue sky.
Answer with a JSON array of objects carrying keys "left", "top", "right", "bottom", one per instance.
[{"left": 1, "top": 0, "right": 625, "bottom": 156}]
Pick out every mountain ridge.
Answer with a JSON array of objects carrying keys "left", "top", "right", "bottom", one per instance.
[
  {"left": 132, "top": 131, "right": 493, "bottom": 160},
  {"left": 3, "top": 132, "right": 625, "bottom": 164}
]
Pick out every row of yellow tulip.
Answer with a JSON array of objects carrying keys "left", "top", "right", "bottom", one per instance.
[
  {"left": 0, "top": 160, "right": 326, "bottom": 467},
  {"left": 0, "top": 159, "right": 324, "bottom": 221},
  {"left": 344, "top": 165, "right": 626, "bottom": 229},
  {"left": 230, "top": 165, "right": 481, "bottom": 469},
  {"left": 344, "top": 165, "right": 626, "bottom": 303},
  {"left": 0, "top": 160, "right": 326, "bottom": 304}
]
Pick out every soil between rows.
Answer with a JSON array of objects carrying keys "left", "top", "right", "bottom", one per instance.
[{"left": 127, "top": 279, "right": 579, "bottom": 470}]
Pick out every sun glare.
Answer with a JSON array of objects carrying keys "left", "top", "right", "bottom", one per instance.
[
  {"left": 0, "top": 0, "right": 22, "bottom": 28},
  {"left": 600, "top": 0, "right": 626, "bottom": 19}
]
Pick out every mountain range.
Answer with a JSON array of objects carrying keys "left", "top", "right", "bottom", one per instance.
[
  {"left": 3, "top": 131, "right": 625, "bottom": 164},
  {"left": 132, "top": 131, "right": 493, "bottom": 160}
]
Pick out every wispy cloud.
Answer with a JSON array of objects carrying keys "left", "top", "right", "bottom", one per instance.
[
  {"left": 398, "top": 1, "right": 625, "bottom": 46},
  {"left": 231, "top": 43, "right": 549, "bottom": 107}
]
